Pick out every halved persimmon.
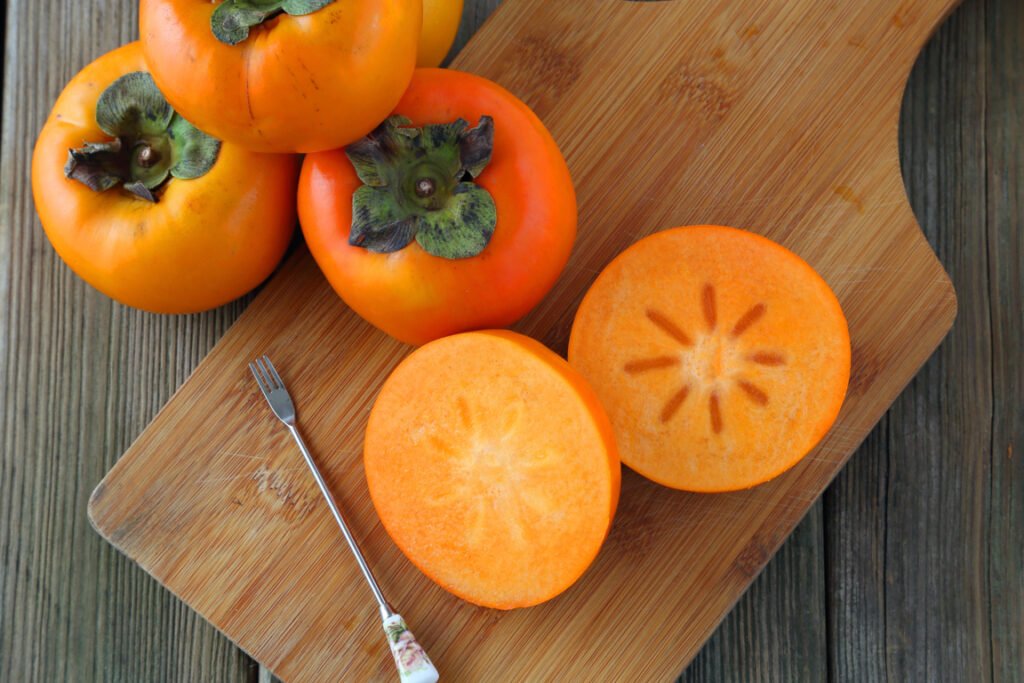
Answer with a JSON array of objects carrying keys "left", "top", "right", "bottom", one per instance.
[
  {"left": 568, "top": 226, "right": 850, "bottom": 492},
  {"left": 364, "top": 330, "right": 619, "bottom": 609}
]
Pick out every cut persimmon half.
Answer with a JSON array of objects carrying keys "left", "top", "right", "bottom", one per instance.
[
  {"left": 568, "top": 226, "right": 850, "bottom": 492},
  {"left": 364, "top": 330, "right": 620, "bottom": 609}
]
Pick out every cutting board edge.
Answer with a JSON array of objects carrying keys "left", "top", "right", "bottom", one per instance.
[{"left": 83, "top": 507, "right": 287, "bottom": 677}]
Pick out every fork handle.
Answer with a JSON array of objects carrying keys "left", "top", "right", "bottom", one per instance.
[{"left": 383, "top": 614, "right": 439, "bottom": 683}]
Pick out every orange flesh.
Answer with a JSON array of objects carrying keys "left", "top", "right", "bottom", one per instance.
[
  {"left": 568, "top": 226, "right": 851, "bottom": 492},
  {"left": 364, "top": 331, "right": 620, "bottom": 609}
]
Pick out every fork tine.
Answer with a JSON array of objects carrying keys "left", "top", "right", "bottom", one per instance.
[
  {"left": 254, "top": 356, "right": 272, "bottom": 390},
  {"left": 249, "top": 361, "right": 270, "bottom": 396},
  {"left": 262, "top": 356, "right": 286, "bottom": 390},
  {"left": 256, "top": 356, "right": 278, "bottom": 391},
  {"left": 254, "top": 359, "right": 275, "bottom": 394}
]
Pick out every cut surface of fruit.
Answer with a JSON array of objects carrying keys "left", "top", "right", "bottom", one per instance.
[
  {"left": 568, "top": 225, "right": 850, "bottom": 492},
  {"left": 364, "top": 330, "right": 619, "bottom": 609}
]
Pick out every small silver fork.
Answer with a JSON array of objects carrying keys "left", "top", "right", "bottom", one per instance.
[{"left": 250, "top": 356, "right": 439, "bottom": 683}]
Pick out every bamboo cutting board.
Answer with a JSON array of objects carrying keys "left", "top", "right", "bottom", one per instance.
[{"left": 89, "top": 1, "right": 959, "bottom": 680}]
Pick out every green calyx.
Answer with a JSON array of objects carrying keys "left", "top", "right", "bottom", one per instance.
[
  {"left": 64, "top": 72, "right": 220, "bottom": 203},
  {"left": 345, "top": 115, "right": 497, "bottom": 259},
  {"left": 211, "top": 0, "right": 334, "bottom": 45}
]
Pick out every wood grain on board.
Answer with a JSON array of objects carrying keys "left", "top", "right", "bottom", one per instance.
[{"left": 83, "top": 1, "right": 963, "bottom": 680}]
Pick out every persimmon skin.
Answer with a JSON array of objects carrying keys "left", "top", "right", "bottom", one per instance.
[
  {"left": 299, "top": 68, "right": 577, "bottom": 345},
  {"left": 419, "top": 0, "right": 464, "bottom": 67},
  {"left": 139, "top": 0, "right": 421, "bottom": 153},
  {"left": 31, "top": 43, "right": 299, "bottom": 314}
]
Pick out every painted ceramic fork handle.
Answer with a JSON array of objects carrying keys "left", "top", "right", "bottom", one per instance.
[{"left": 383, "top": 613, "right": 440, "bottom": 683}]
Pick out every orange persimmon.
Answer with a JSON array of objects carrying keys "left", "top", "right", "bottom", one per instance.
[
  {"left": 364, "top": 330, "right": 620, "bottom": 609},
  {"left": 418, "top": 0, "right": 464, "bottom": 67},
  {"left": 139, "top": 0, "right": 421, "bottom": 153},
  {"left": 299, "top": 68, "right": 576, "bottom": 345},
  {"left": 568, "top": 226, "right": 850, "bottom": 492},
  {"left": 31, "top": 42, "right": 298, "bottom": 314}
]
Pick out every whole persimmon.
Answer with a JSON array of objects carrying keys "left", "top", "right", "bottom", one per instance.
[
  {"left": 419, "top": 0, "right": 464, "bottom": 67},
  {"left": 298, "top": 68, "right": 577, "bottom": 345},
  {"left": 32, "top": 42, "right": 298, "bottom": 314},
  {"left": 139, "top": 0, "right": 422, "bottom": 153}
]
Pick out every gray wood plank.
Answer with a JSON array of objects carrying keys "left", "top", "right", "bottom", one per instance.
[
  {"left": 825, "top": 424, "right": 889, "bottom": 683},
  {"left": 453, "top": 0, "right": 503, "bottom": 67},
  {"left": 0, "top": 1, "right": 255, "bottom": 681},
  {"left": 826, "top": 0, "right": 1016, "bottom": 680},
  {"left": 884, "top": 0, "right": 993, "bottom": 677},
  {"left": 984, "top": 1, "right": 1023, "bottom": 681}
]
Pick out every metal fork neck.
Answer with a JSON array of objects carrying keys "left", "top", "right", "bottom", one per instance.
[{"left": 285, "top": 424, "right": 393, "bottom": 618}]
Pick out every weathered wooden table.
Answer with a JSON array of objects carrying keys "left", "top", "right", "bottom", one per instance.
[{"left": 1, "top": 1, "right": 1020, "bottom": 681}]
